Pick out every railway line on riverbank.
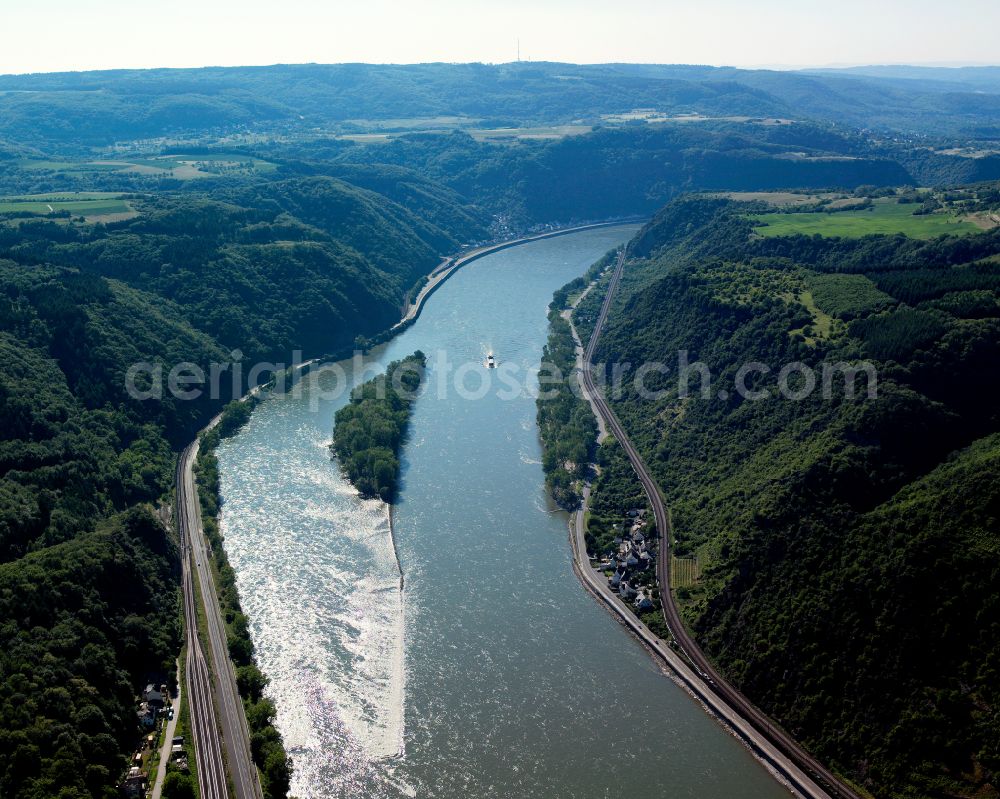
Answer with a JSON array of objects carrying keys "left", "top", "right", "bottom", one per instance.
[
  {"left": 573, "top": 247, "right": 865, "bottom": 799},
  {"left": 176, "top": 446, "right": 230, "bottom": 799},
  {"left": 177, "top": 438, "right": 263, "bottom": 799}
]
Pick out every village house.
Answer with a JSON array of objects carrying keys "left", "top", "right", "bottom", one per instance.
[
  {"left": 120, "top": 767, "right": 147, "bottom": 799},
  {"left": 144, "top": 683, "right": 165, "bottom": 710},
  {"left": 137, "top": 702, "right": 156, "bottom": 729}
]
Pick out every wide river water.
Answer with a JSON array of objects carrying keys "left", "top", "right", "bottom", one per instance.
[{"left": 216, "top": 226, "right": 791, "bottom": 799}]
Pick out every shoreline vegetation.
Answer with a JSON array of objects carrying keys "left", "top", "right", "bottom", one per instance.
[
  {"left": 331, "top": 351, "right": 427, "bottom": 503},
  {"left": 537, "top": 266, "right": 667, "bottom": 634},
  {"left": 194, "top": 399, "right": 292, "bottom": 799},
  {"left": 536, "top": 308, "right": 596, "bottom": 509},
  {"left": 537, "top": 249, "right": 618, "bottom": 509}
]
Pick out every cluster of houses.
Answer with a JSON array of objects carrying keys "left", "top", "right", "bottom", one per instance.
[
  {"left": 137, "top": 683, "right": 166, "bottom": 730},
  {"left": 121, "top": 682, "right": 184, "bottom": 797},
  {"left": 599, "top": 509, "right": 656, "bottom": 614}
]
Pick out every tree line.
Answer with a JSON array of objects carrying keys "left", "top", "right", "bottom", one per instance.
[{"left": 331, "top": 352, "right": 427, "bottom": 503}]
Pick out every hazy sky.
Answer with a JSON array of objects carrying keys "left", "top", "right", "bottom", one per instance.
[{"left": 2, "top": 0, "right": 998, "bottom": 75}]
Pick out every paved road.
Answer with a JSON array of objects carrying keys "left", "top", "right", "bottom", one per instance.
[
  {"left": 561, "top": 279, "right": 607, "bottom": 442},
  {"left": 576, "top": 248, "right": 865, "bottom": 799},
  {"left": 150, "top": 663, "right": 181, "bottom": 799},
  {"left": 178, "top": 440, "right": 263, "bottom": 799}
]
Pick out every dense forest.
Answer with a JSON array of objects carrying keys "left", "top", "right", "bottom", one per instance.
[
  {"left": 590, "top": 193, "right": 1000, "bottom": 798},
  {"left": 0, "top": 507, "right": 180, "bottom": 798},
  {"left": 0, "top": 179, "right": 484, "bottom": 367},
  {"left": 1, "top": 124, "right": 932, "bottom": 230},
  {"left": 323, "top": 124, "right": 914, "bottom": 228},
  {"left": 331, "top": 352, "right": 427, "bottom": 502}
]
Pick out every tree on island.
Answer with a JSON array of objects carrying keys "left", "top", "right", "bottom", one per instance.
[{"left": 331, "top": 351, "right": 427, "bottom": 502}]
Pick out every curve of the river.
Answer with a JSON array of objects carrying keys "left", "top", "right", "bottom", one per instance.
[{"left": 216, "top": 226, "right": 792, "bottom": 799}]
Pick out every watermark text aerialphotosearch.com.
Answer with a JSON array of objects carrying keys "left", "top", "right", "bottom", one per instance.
[{"left": 125, "top": 349, "right": 877, "bottom": 408}]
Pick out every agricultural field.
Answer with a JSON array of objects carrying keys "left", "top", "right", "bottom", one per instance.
[
  {"left": 0, "top": 192, "right": 133, "bottom": 219},
  {"left": 670, "top": 556, "right": 701, "bottom": 589},
  {"left": 342, "top": 115, "right": 480, "bottom": 130},
  {"left": 601, "top": 111, "right": 794, "bottom": 125},
  {"left": 752, "top": 198, "right": 980, "bottom": 239},
  {"left": 335, "top": 133, "right": 395, "bottom": 143},
  {"left": 468, "top": 125, "right": 591, "bottom": 141},
  {"left": 712, "top": 190, "right": 861, "bottom": 207},
  {"left": 337, "top": 124, "right": 592, "bottom": 143},
  {"left": 17, "top": 153, "right": 276, "bottom": 180},
  {"left": 967, "top": 211, "right": 1000, "bottom": 230}
]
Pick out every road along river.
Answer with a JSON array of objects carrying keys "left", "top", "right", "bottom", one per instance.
[{"left": 214, "top": 226, "right": 794, "bottom": 799}]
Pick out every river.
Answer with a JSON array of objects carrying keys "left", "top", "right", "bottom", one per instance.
[{"left": 215, "top": 226, "right": 791, "bottom": 799}]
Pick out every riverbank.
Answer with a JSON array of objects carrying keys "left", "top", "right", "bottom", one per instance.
[
  {"left": 194, "top": 400, "right": 292, "bottom": 798},
  {"left": 554, "top": 262, "right": 669, "bottom": 634},
  {"left": 534, "top": 245, "right": 627, "bottom": 509},
  {"left": 560, "top": 248, "right": 845, "bottom": 799},
  {"left": 261, "top": 220, "right": 646, "bottom": 397},
  {"left": 565, "top": 489, "right": 800, "bottom": 798},
  {"left": 394, "top": 219, "right": 647, "bottom": 333}
]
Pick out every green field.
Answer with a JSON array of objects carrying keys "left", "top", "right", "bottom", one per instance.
[
  {"left": 338, "top": 124, "right": 592, "bottom": 143},
  {"left": 0, "top": 191, "right": 124, "bottom": 200},
  {"left": 752, "top": 199, "right": 980, "bottom": 239},
  {"left": 0, "top": 193, "right": 132, "bottom": 217},
  {"left": 17, "top": 153, "right": 276, "bottom": 179},
  {"left": 132, "top": 154, "right": 277, "bottom": 173},
  {"left": 468, "top": 125, "right": 592, "bottom": 141},
  {"left": 671, "top": 556, "right": 701, "bottom": 589},
  {"left": 18, "top": 160, "right": 123, "bottom": 173}
]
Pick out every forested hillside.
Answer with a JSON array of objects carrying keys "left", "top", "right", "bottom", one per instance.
[
  {"left": 0, "top": 507, "right": 180, "bottom": 798},
  {"left": 1, "top": 125, "right": 926, "bottom": 231},
  {"left": 324, "top": 124, "right": 912, "bottom": 226},
  {"left": 591, "top": 194, "right": 1000, "bottom": 798},
  {"left": 0, "top": 172, "right": 478, "bottom": 796},
  {"left": 0, "top": 111, "right": 910, "bottom": 797},
  {"left": 0, "top": 178, "right": 483, "bottom": 365}
]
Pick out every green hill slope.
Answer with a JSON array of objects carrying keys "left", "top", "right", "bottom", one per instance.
[
  {"left": 0, "top": 172, "right": 480, "bottom": 796},
  {"left": 589, "top": 194, "right": 1000, "bottom": 797}
]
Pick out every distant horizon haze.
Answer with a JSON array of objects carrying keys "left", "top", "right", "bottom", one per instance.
[
  {"left": 1, "top": 0, "right": 997, "bottom": 76},
  {"left": 2, "top": 60, "right": 1000, "bottom": 79}
]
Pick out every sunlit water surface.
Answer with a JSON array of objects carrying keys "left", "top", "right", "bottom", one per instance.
[{"left": 216, "top": 227, "right": 791, "bottom": 799}]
